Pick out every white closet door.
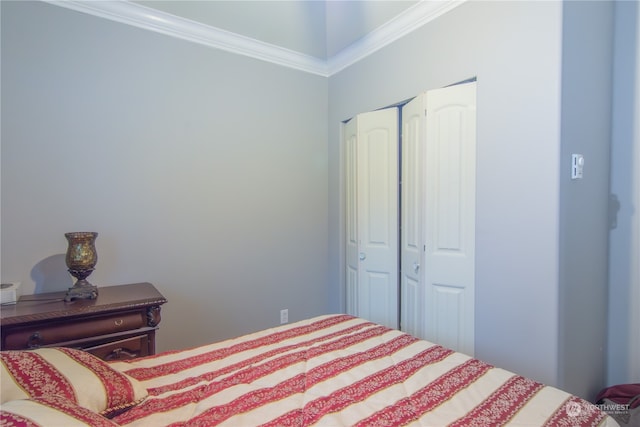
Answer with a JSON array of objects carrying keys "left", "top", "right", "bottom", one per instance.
[
  {"left": 423, "top": 82, "right": 476, "bottom": 355},
  {"left": 401, "top": 94, "right": 426, "bottom": 337},
  {"left": 344, "top": 108, "right": 399, "bottom": 329},
  {"left": 344, "top": 118, "right": 359, "bottom": 317}
]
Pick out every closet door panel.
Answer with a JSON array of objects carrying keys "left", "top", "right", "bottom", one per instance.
[
  {"left": 357, "top": 108, "right": 399, "bottom": 329},
  {"left": 401, "top": 94, "right": 426, "bottom": 337},
  {"left": 344, "top": 118, "right": 359, "bottom": 317},
  {"left": 432, "top": 284, "right": 466, "bottom": 351},
  {"left": 344, "top": 108, "right": 399, "bottom": 329},
  {"left": 424, "top": 82, "right": 476, "bottom": 356}
]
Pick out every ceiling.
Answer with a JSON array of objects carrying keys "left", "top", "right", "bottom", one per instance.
[{"left": 131, "top": 1, "right": 419, "bottom": 60}]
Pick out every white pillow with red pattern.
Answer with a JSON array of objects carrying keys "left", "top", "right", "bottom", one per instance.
[{"left": 0, "top": 347, "right": 147, "bottom": 417}]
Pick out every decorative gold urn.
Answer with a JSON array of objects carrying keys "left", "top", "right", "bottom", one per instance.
[{"left": 64, "top": 232, "right": 98, "bottom": 302}]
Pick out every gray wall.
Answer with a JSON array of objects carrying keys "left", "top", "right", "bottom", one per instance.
[
  {"left": 609, "top": 0, "right": 640, "bottom": 386},
  {"left": 1, "top": 1, "right": 329, "bottom": 351},
  {"left": 329, "top": 0, "right": 566, "bottom": 388},
  {"left": 558, "top": 0, "right": 613, "bottom": 399}
]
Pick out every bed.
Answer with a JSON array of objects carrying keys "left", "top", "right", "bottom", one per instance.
[{"left": 1, "top": 314, "right": 619, "bottom": 426}]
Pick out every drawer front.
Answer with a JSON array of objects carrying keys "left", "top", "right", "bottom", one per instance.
[
  {"left": 84, "top": 335, "right": 149, "bottom": 361},
  {"left": 3, "top": 312, "right": 146, "bottom": 350}
]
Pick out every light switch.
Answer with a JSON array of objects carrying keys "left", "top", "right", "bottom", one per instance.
[{"left": 571, "top": 154, "right": 584, "bottom": 179}]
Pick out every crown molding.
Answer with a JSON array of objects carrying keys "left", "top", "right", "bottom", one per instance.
[
  {"left": 44, "top": 0, "right": 465, "bottom": 77},
  {"left": 327, "top": 1, "right": 466, "bottom": 75},
  {"left": 43, "top": 0, "right": 329, "bottom": 75}
]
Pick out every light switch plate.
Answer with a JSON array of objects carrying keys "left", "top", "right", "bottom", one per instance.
[{"left": 572, "top": 154, "right": 584, "bottom": 179}]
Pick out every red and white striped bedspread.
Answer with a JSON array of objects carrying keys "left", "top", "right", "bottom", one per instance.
[{"left": 110, "top": 315, "right": 618, "bottom": 427}]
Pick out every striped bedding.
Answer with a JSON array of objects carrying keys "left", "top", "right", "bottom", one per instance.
[{"left": 109, "top": 314, "right": 618, "bottom": 427}]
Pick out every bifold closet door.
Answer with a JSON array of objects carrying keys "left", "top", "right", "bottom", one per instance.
[
  {"left": 345, "top": 108, "right": 399, "bottom": 329},
  {"left": 400, "top": 94, "right": 426, "bottom": 338},
  {"left": 401, "top": 82, "right": 476, "bottom": 356}
]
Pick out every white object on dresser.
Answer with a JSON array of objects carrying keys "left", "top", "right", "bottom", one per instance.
[{"left": 1, "top": 282, "right": 22, "bottom": 305}]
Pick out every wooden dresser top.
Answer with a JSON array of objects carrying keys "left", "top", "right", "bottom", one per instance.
[{"left": 0, "top": 282, "right": 167, "bottom": 326}]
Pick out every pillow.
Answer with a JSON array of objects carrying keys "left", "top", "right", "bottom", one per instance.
[
  {"left": 0, "top": 347, "right": 148, "bottom": 417},
  {"left": 0, "top": 395, "right": 119, "bottom": 427}
]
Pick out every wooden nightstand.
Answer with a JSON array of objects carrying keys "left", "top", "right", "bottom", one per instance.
[{"left": 0, "top": 282, "right": 167, "bottom": 361}]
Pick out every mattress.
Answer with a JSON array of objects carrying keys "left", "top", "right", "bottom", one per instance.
[{"left": 109, "top": 314, "right": 618, "bottom": 426}]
